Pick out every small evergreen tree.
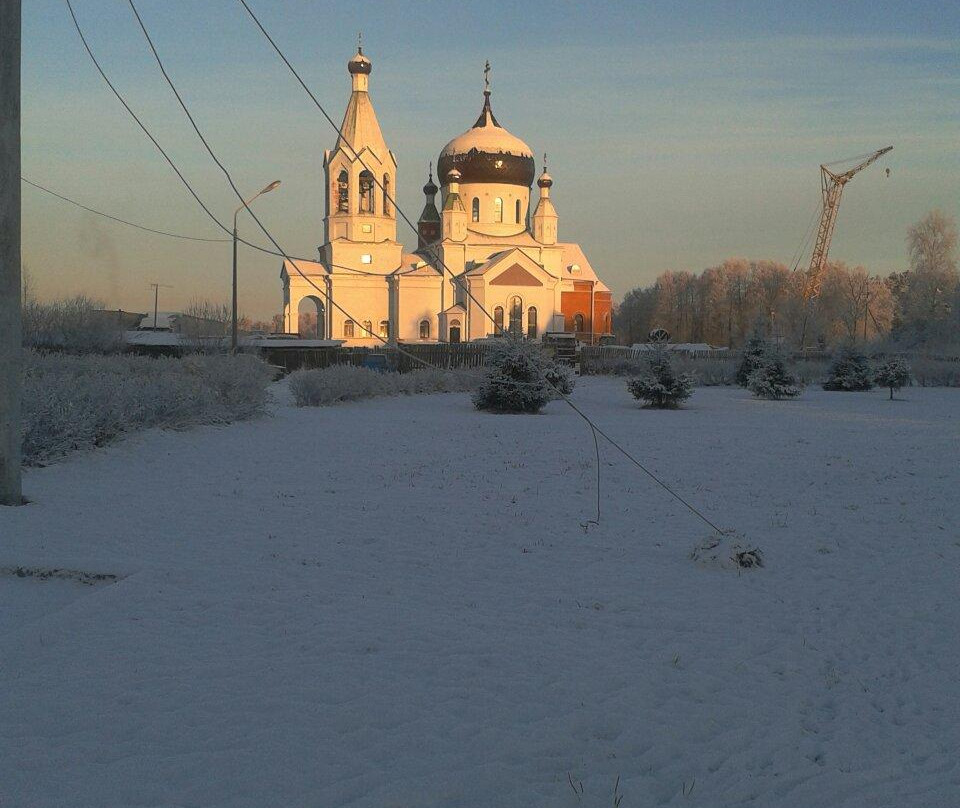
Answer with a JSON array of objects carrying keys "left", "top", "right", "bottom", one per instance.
[
  {"left": 473, "top": 339, "right": 573, "bottom": 413},
  {"left": 874, "top": 356, "right": 912, "bottom": 400},
  {"left": 736, "top": 330, "right": 769, "bottom": 386},
  {"left": 746, "top": 355, "right": 802, "bottom": 400},
  {"left": 823, "top": 347, "right": 874, "bottom": 391},
  {"left": 627, "top": 347, "right": 694, "bottom": 408}
]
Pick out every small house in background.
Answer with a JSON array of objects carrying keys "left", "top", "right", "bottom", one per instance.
[
  {"left": 93, "top": 309, "right": 146, "bottom": 331},
  {"left": 136, "top": 311, "right": 228, "bottom": 339}
]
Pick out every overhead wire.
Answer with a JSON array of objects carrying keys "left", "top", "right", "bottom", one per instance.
[
  {"left": 21, "top": 176, "right": 231, "bottom": 242},
  {"left": 65, "top": 0, "right": 728, "bottom": 535},
  {"left": 235, "top": 0, "right": 730, "bottom": 535},
  {"left": 64, "top": 0, "right": 443, "bottom": 369}
]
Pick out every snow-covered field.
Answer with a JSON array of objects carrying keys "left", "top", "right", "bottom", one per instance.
[{"left": 2, "top": 378, "right": 958, "bottom": 807}]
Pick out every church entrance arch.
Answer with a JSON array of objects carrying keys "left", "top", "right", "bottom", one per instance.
[
  {"left": 449, "top": 319, "right": 462, "bottom": 343},
  {"left": 298, "top": 295, "right": 325, "bottom": 338}
]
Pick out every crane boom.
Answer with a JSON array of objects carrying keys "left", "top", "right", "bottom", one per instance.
[{"left": 802, "top": 146, "right": 893, "bottom": 301}]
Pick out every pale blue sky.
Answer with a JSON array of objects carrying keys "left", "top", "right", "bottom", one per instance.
[{"left": 20, "top": 0, "right": 960, "bottom": 319}]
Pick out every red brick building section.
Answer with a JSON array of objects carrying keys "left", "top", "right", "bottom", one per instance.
[{"left": 561, "top": 282, "right": 612, "bottom": 343}]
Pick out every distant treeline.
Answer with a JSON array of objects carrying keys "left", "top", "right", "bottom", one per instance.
[{"left": 614, "top": 210, "right": 960, "bottom": 352}]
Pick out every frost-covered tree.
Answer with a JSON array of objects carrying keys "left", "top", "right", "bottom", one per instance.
[
  {"left": 736, "top": 329, "right": 769, "bottom": 386},
  {"left": 823, "top": 346, "right": 874, "bottom": 391},
  {"left": 627, "top": 347, "right": 694, "bottom": 408},
  {"left": 874, "top": 357, "right": 912, "bottom": 400},
  {"left": 473, "top": 339, "right": 573, "bottom": 414},
  {"left": 746, "top": 355, "right": 802, "bottom": 400}
]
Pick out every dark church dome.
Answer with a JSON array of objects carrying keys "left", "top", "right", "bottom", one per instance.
[{"left": 437, "top": 91, "right": 535, "bottom": 187}]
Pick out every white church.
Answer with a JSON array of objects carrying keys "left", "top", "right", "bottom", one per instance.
[{"left": 281, "top": 47, "right": 612, "bottom": 345}]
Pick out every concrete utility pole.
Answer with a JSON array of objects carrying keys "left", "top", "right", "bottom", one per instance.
[{"left": 0, "top": 0, "right": 22, "bottom": 506}]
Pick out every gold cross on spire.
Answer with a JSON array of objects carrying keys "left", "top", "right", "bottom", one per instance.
[
  {"left": 357, "top": 32, "right": 363, "bottom": 54},
  {"left": 483, "top": 60, "right": 491, "bottom": 93}
]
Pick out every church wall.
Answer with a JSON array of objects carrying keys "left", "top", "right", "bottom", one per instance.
[
  {"left": 327, "top": 274, "right": 390, "bottom": 344},
  {"left": 455, "top": 181, "right": 530, "bottom": 237},
  {"left": 396, "top": 276, "right": 444, "bottom": 342},
  {"left": 326, "top": 241, "right": 403, "bottom": 277},
  {"left": 594, "top": 291, "right": 613, "bottom": 335},
  {"left": 468, "top": 277, "right": 559, "bottom": 340},
  {"left": 560, "top": 285, "right": 595, "bottom": 335}
]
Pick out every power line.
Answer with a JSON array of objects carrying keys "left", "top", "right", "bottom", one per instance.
[
  {"left": 236, "top": 0, "right": 729, "bottom": 535},
  {"left": 21, "top": 176, "right": 231, "bottom": 242},
  {"left": 65, "top": 0, "right": 727, "bottom": 536},
  {"left": 119, "top": 0, "right": 445, "bottom": 369}
]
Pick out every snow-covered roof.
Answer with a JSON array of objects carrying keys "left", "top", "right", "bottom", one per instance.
[{"left": 137, "top": 311, "right": 178, "bottom": 331}]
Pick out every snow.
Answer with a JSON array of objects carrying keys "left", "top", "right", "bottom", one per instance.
[{"left": 1, "top": 379, "right": 958, "bottom": 807}]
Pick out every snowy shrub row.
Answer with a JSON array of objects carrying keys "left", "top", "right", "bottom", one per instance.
[
  {"left": 901, "top": 358, "right": 960, "bottom": 387},
  {"left": 22, "top": 351, "right": 275, "bottom": 465},
  {"left": 289, "top": 364, "right": 484, "bottom": 407},
  {"left": 22, "top": 295, "right": 125, "bottom": 353}
]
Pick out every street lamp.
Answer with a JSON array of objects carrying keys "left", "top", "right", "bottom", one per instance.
[{"left": 232, "top": 180, "right": 281, "bottom": 350}]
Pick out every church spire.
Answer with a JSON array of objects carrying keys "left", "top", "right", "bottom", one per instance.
[
  {"left": 533, "top": 153, "right": 558, "bottom": 244},
  {"left": 418, "top": 162, "right": 441, "bottom": 250},
  {"left": 473, "top": 60, "right": 501, "bottom": 128}
]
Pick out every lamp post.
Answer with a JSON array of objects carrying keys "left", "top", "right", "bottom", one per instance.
[{"left": 232, "top": 180, "right": 281, "bottom": 351}]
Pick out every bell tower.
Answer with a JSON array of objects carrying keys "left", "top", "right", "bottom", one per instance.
[{"left": 323, "top": 44, "right": 398, "bottom": 246}]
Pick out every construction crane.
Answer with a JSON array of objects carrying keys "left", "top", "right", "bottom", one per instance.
[{"left": 798, "top": 145, "right": 893, "bottom": 346}]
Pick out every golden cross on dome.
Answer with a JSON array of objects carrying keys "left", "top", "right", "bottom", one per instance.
[
  {"left": 483, "top": 60, "right": 491, "bottom": 93},
  {"left": 357, "top": 32, "right": 363, "bottom": 54}
]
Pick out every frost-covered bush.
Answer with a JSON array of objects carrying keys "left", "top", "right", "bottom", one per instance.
[
  {"left": 736, "top": 330, "right": 769, "bottom": 386},
  {"left": 21, "top": 351, "right": 274, "bottom": 465},
  {"left": 672, "top": 355, "right": 738, "bottom": 386},
  {"left": 22, "top": 295, "right": 124, "bottom": 353},
  {"left": 472, "top": 339, "right": 572, "bottom": 414},
  {"left": 823, "top": 347, "right": 874, "bottom": 391},
  {"left": 910, "top": 357, "right": 960, "bottom": 387},
  {"left": 874, "top": 357, "right": 912, "bottom": 399},
  {"left": 289, "top": 365, "right": 482, "bottom": 407},
  {"left": 746, "top": 355, "right": 803, "bottom": 400},
  {"left": 627, "top": 348, "right": 694, "bottom": 408}
]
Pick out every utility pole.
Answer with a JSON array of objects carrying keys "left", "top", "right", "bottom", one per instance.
[
  {"left": 149, "top": 282, "right": 172, "bottom": 329},
  {"left": 0, "top": 0, "right": 22, "bottom": 506}
]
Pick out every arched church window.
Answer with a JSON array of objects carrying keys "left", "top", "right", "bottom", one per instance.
[
  {"left": 471, "top": 198, "right": 480, "bottom": 222},
  {"left": 604, "top": 312, "right": 611, "bottom": 333},
  {"left": 363, "top": 320, "right": 372, "bottom": 336},
  {"left": 359, "top": 170, "right": 375, "bottom": 214},
  {"left": 493, "top": 306, "right": 504, "bottom": 334},
  {"left": 509, "top": 296, "right": 523, "bottom": 336},
  {"left": 379, "top": 320, "right": 389, "bottom": 339},
  {"left": 449, "top": 319, "right": 462, "bottom": 343},
  {"left": 494, "top": 197, "right": 503, "bottom": 223},
  {"left": 337, "top": 170, "right": 349, "bottom": 213},
  {"left": 383, "top": 174, "right": 391, "bottom": 216},
  {"left": 573, "top": 313, "right": 585, "bottom": 333},
  {"left": 419, "top": 319, "right": 430, "bottom": 340},
  {"left": 527, "top": 307, "right": 538, "bottom": 339},
  {"left": 343, "top": 320, "right": 355, "bottom": 338},
  {"left": 515, "top": 199, "right": 522, "bottom": 224}
]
